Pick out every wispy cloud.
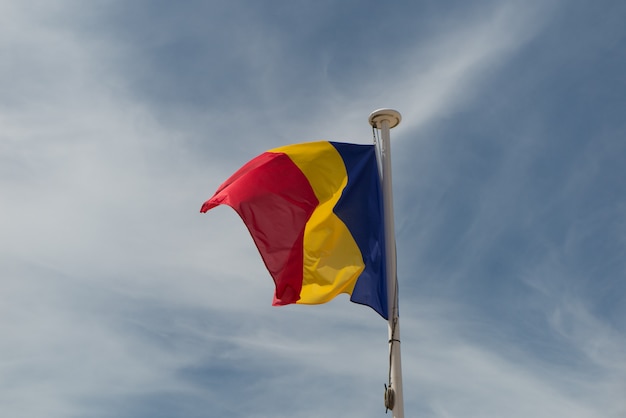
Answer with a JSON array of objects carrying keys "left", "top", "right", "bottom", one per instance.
[{"left": 1, "top": 0, "right": 624, "bottom": 417}]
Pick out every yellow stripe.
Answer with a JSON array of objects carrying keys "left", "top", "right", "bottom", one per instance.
[{"left": 270, "top": 142, "right": 364, "bottom": 304}]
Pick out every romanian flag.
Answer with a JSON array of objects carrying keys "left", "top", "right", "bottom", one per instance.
[{"left": 201, "top": 141, "right": 388, "bottom": 319}]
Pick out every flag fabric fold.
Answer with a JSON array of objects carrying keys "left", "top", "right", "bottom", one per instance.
[{"left": 201, "top": 141, "right": 388, "bottom": 319}]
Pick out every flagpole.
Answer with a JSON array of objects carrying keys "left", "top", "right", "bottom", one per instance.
[{"left": 369, "top": 109, "right": 404, "bottom": 418}]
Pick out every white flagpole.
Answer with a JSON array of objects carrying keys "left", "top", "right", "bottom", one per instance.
[{"left": 369, "top": 109, "right": 404, "bottom": 418}]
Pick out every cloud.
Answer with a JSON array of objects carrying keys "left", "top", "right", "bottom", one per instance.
[{"left": 1, "top": 0, "right": 625, "bottom": 417}]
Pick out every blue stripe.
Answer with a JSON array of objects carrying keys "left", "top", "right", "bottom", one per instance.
[{"left": 330, "top": 142, "right": 388, "bottom": 319}]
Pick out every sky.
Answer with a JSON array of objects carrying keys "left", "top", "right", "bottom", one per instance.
[{"left": 1, "top": 0, "right": 625, "bottom": 417}]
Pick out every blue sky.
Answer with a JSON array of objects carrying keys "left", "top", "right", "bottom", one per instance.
[{"left": 1, "top": 0, "right": 625, "bottom": 417}]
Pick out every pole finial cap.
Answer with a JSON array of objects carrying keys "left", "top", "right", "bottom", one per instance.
[{"left": 369, "top": 109, "right": 401, "bottom": 129}]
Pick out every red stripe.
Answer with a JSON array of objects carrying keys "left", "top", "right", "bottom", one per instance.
[{"left": 201, "top": 152, "right": 318, "bottom": 305}]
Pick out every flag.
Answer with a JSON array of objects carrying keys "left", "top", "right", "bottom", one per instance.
[{"left": 201, "top": 141, "right": 388, "bottom": 319}]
